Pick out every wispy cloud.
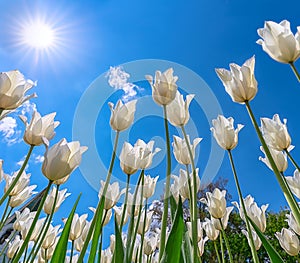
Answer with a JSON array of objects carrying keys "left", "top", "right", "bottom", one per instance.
[
  {"left": 0, "top": 101, "right": 37, "bottom": 146},
  {"left": 33, "top": 154, "right": 44, "bottom": 164},
  {"left": 106, "top": 66, "right": 142, "bottom": 102}
]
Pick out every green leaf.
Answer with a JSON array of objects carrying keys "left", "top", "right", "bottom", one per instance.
[
  {"left": 114, "top": 216, "right": 125, "bottom": 263},
  {"left": 181, "top": 231, "right": 193, "bottom": 263},
  {"left": 51, "top": 193, "right": 81, "bottom": 263},
  {"left": 169, "top": 195, "right": 177, "bottom": 222},
  {"left": 247, "top": 216, "right": 284, "bottom": 263},
  {"left": 160, "top": 197, "right": 184, "bottom": 263}
]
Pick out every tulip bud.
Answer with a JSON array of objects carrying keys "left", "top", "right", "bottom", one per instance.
[
  {"left": 261, "top": 114, "right": 292, "bottom": 151},
  {"left": 166, "top": 91, "right": 195, "bottom": 127},
  {"left": 7, "top": 235, "right": 23, "bottom": 259},
  {"left": 143, "top": 175, "right": 159, "bottom": 198},
  {"left": 242, "top": 229, "right": 262, "bottom": 250},
  {"left": 211, "top": 206, "right": 234, "bottom": 230},
  {"left": 136, "top": 211, "right": 153, "bottom": 235},
  {"left": 211, "top": 115, "right": 244, "bottom": 150},
  {"left": 108, "top": 99, "right": 137, "bottom": 131},
  {"left": 43, "top": 187, "right": 71, "bottom": 214},
  {"left": 99, "top": 181, "right": 126, "bottom": 210},
  {"left": 216, "top": 56, "right": 257, "bottom": 103},
  {"left": 198, "top": 237, "right": 209, "bottom": 256},
  {"left": 275, "top": 228, "right": 300, "bottom": 256},
  {"left": 13, "top": 208, "right": 36, "bottom": 231},
  {"left": 143, "top": 235, "right": 158, "bottom": 256},
  {"left": 20, "top": 111, "right": 60, "bottom": 146},
  {"left": 286, "top": 212, "right": 300, "bottom": 236},
  {"left": 203, "top": 218, "right": 220, "bottom": 241},
  {"left": 113, "top": 205, "right": 128, "bottom": 226},
  {"left": 0, "top": 70, "right": 36, "bottom": 110},
  {"left": 172, "top": 135, "right": 202, "bottom": 165},
  {"left": 134, "top": 139, "right": 161, "bottom": 169},
  {"left": 4, "top": 171, "right": 31, "bottom": 196},
  {"left": 42, "top": 138, "right": 87, "bottom": 181},
  {"left": 119, "top": 142, "right": 141, "bottom": 175},
  {"left": 68, "top": 213, "right": 88, "bottom": 241},
  {"left": 42, "top": 224, "right": 61, "bottom": 249},
  {"left": 200, "top": 188, "right": 227, "bottom": 219},
  {"left": 186, "top": 219, "right": 203, "bottom": 242},
  {"left": 232, "top": 195, "right": 268, "bottom": 232},
  {"left": 286, "top": 169, "right": 300, "bottom": 199},
  {"left": 9, "top": 185, "right": 37, "bottom": 207},
  {"left": 259, "top": 146, "right": 288, "bottom": 173},
  {"left": 145, "top": 68, "right": 178, "bottom": 106},
  {"left": 257, "top": 20, "right": 300, "bottom": 63}
]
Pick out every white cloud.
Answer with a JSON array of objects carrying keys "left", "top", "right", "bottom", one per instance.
[
  {"left": 34, "top": 154, "right": 44, "bottom": 164},
  {"left": 106, "top": 66, "right": 142, "bottom": 102}
]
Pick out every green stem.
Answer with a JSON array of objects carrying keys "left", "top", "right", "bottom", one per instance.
[
  {"left": 181, "top": 125, "right": 199, "bottom": 263},
  {"left": 70, "top": 240, "right": 74, "bottom": 263},
  {"left": 245, "top": 101, "right": 300, "bottom": 226},
  {"left": 185, "top": 164, "right": 194, "bottom": 212},
  {"left": 219, "top": 232, "right": 225, "bottom": 263},
  {"left": 158, "top": 105, "right": 172, "bottom": 261},
  {"left": 120, "top": 174, "right": 130, "bottom": 231},
  {"left": 219, "top": 219, "right": 233, "bottom": 263},
  {"left": 0, "top": 231, "right": 17, "bottom": 257},
  {"left": 22, "top": 246, "right": 28, "bottom": 263},
  {"left": 227, "top": 150, "right": 259, "bottom": 263},
  {"left": 139, "top": 200, "right": 148, "bottom": 263},
  {"left": 0, "top": 145, "right": 34, "bottom": 206},
  {"left": 12, "top": 180, "right": 53, "bottom": 263},
  {"left": 214, "top": 240, "right": 222, "bottom": 263},
  {"left": 0, "top": 197, "right": 11, "bottom": 230},
  {"left": 289, "top": 62, "right": 300, "bottom": 82},
  {"left": 83, "top": 131, "right": 120, "bottom": 263},
  {"left": 285, "top": 149, "right": 300, "bottom": 172}
]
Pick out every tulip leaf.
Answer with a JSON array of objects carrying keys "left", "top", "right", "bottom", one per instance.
[
  {"left": 169, "top": 195, "right": 177, "bottom": 222},
  {"left": 160, "top": 197, "right": 184, "bottom": 263},
  {"left": 247, "top": 216, "right": 284, "bottom": 263},
  {"left": 181, "top": 231, "right": 193, "bottom": 263},
  {"left": 114, "top": 217, "right": 125, "bottom": 263},
  {"left": 51, "top": 193, "right": 81, "bottom": 263}
]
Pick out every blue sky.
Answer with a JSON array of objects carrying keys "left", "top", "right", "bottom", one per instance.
[{"left": 0, "top": 0, "right": 300, "bottom": 249}]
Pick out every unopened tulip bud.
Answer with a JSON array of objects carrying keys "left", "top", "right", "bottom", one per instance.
[
  {"left": 242, "top": 229, "right": 262, "bottom": 250},
  {"left": 44, "top": 187, "right": 70, "bottom": 214},
  {"left": 7, "top": 235, "right": 23, "bottom": 259},
  {"left": 201, "top": 188, "right": 227, "bottom": 219},
  {"left": 275, "top": 228, "right": 300, "bottom": 256},
  {"left": 259, "top": 146, "right": 288, "bottom": 173},
  {"left": 203, "top": 218, "right": 219, "bottom": 241},
  {"left": 143, "top": 175, "right": 159, "bottom": 198}
]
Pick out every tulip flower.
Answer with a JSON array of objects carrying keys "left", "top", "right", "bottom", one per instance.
[
  {"left": 186, "top": 219, "right": 203, "bottom": 242},
  {"left": 21, "top": 217, "right": 46, "bottom": 242},
  {"left": 211, "top": 115, "right": 244, "bottom": 150},
  {"left": 68, "top": 213, "right": 88, "bottom": 241},
  {"left": 198, "top": 237, "right": 209, "bottom": 256},
  {"left": 143, "top": 174, "right": 159, "bottom": 198},
  {"left": 286, "top": 212, "right": 300, "bottom": 236},
  {"left": 7, "top": 235, "right": 23, "bottom": 259},
  {"left": 44, "top": 187, "right": 71, "bottom": 214},
  {"left": 137, "top": 211, "right": 153, "bottom": 234},
  {"left": 233, "top": 195, "right": 268, "bottom": 232},
  {"left": 119, "top": 142, "right": 141, "bottom": 175},
  {"left": 212, "top": 206, "right": 234, "bottom": 231},
  {"left": 286, "top": 169, "right": 300, "bottom": 199},
  {"left": 109, "top": 235, "right": 115, "bottom": 253},
  {"left": 101, "top": 249, "right": 113, "bottom": 263},
  {"left": 102, "top": 209, "right": 112, "bottom": 226},
  {"left": 242, "top": 229, "right": 262, "bottom": 250},
  {"left": 4, "top": 170, "right": 31, "bottom": 196},
  {"left": 257, "top": 20, "right": 300, "bottom": 64},
  {"left": 40, "top": 238, "right": 58, "bottom": 260},
  {"left": 200, "top": 188, "right": 227, "bottom": 219},
  {"left": 0, "top": 70, "right": 36, "bottom": 111},
  {"left": 202, "top": 218, "right": 220, "bottom": 241},
  {"left": 143, "top": 235, "right": 158, "bottom": 256},
  {"left": 259, "top": 146, "right": 288, "bottom": 173},
  {"left": 9, "top": 185, "right": 37, "bottom": 207},
  {"left": 170, "top": 176, "right": 183, "bottom": 203},
  {"left": 145, "top": 68, "right": 178, "bottom": 106},
  {"left": 20, "top": 111, "right": 60, "bottom": 146},
  {"left": 53, "top": 174, "right": 70, "bottom": 185},
  {"left": 13, "top": 208, "right": 36, "bottom": 231},
  {"left": 113, "top": 205, "right": 128, "bottom": 226},
  {"left": 172, "top": 135, "right": 202, "bottom": 165},
  {"left": 99, "top": 181, "right": 126, "bottom": 210},
  {"left": 42, "top": 224, "right": 61, "bottom": 249},
  {"left": 261, "top": 114, "right": 292, "bottom": 151},
  {"left": 127, "top": 192, "right": 144, "bottom": 216},
  {"left": 215, "top": 56, "right": 257, "bottom": 103},
  {"left": 108, "top": 99, "right": 137, "bottom": 131},
  {"left": 275, "top": 228, "right": 300, "bottom": 256},
  {"left": 42, "top": 138, "right": 87, "bottom": 181},
  {"left": 134, "top": 139, "right": 161, "bottom": 169},
  {"left": 166, "top": 91, "right": 195, "bottom": 126}
]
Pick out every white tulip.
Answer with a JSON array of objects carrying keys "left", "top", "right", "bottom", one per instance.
[
  {"left": 198, "top": 237, "right": 209, "bottom": 256},
  {"left": 275, "top": 228, "right": 300, "bottom": 256},
  {"left": 9, "top": 185, "right": 37, "bottom": 207},
  {"left": 99, "top": 181, "right": 126, "bottom": 210},
  {"left": 216, "top": 56, "right": 257, "bottom": 103},
  {"left": 212, "top": 206, "right": 234, "bottom": 230},
  {"left": 259, "top": 146, "right": 288, "bottom": 173},
  {"left": 4, "top": 170, "right": 31, "bottom": 196},
  {"left": 203, "top": 218, "right": 220, "bottom": 241},
  {"left": 101, "top": 248, "right": 113, "bottom": 263},
  {"left": 286, "top": 169, "right": 300, "bottom": 199},
  {"left": 113, "top": 205, "right": 128, "bottom": 226},
  {"left": 134, "top": 139, "right": 161, "bottom": 169},
  {"left": 242, "top": 229, "right": 262, "bottom": 250},
  {"left": 257, "top": 20, "right": 300, "bottom": 63},
  {"left": 13, "top": 208, "right": 36, "bottom": 231},
  {"left": 136, "top": 211, "right": 153, "bottom": 235},
  {"left": 186, "top": 219, "right": 203, "bottom": 241},
  {"left": 143, "top": 175, "right": 159, "bottom": 198},
  {"left": 7, "top": 235, "right": 23, "bottom": 259},
  {"left": 201, "top": 188, "right": 227, "bottom": 219},
  {"left": 68, "top": 213, "right": 88, "bottom": 241},
  {"left": 43, "top": 187, "right": 71, "bottom": 214},
  {"left": 143, "top": 235, "right": 158, "bottom": 256},
  {"left": 286, "top": 212, "right": 300, "bottom": 236},
  {"left": 42, "top": 224, "right": 61, "bottom": 249}
]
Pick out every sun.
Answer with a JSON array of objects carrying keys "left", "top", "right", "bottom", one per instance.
[{"left": 21, "top": 21, "right": 55, "bottom": 49}]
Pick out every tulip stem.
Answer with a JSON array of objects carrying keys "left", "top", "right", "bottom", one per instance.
[
  {"left": 219, "top": 219, "right": 233, "bottom": 263},
  {"left": 219, "top": 233, "right": 225, "bottom": 263},
  {"left": 285, "top": 149, "right": 300, "bottom": 172},
  {"left": 70, "top": 240, "right": 74, "bottom": 263},
  {"left": 12, "top": 180, "right": 53, "bottom": 263},
  {"left": 83, "top": 131, "right": 120, "bottom": 263},
  {"left": 0, "top": 230, "right": 17, "bottom": 257},
  {"left": 0, "top": 145, "right": 35, "bottom": 206},
  {"left": 214, "top": 240, "right": 222, "bottom": 263},
  {"left": 289, "top": 62, "right": 300, "bottom": 82},
  {"left": 158, "top": 105, "right": 172, "bottom": 261},
  {"left": 227, "top": 150, "right": 259, "bottom": 263},
  {"left": 185, "top": 164, "right": 194, "bottom": 214},
  {"left": 245, "top": 101, "right": 300, "bottom": 226},
  {"left": 181, "top": 125, "right": 199, "bottom": 263},
  {"left": 139, "top": 200, "right": 148, "bottom": 263},
  {"left": 0, "top": 197, "right": 11, "bottom": 230},
  {"left": 120, "top": 174, "right": 131, "bottom": 231}
]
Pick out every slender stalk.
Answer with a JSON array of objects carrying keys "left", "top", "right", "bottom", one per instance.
[
  {"left": 22, "top": 246, "right": 28, "bottom": 263},
  {"left": 285, "top": 149, "right": 300, "bottom": 172},
  {"left": 158, "top": 105, "right": 172, "bottom": 261},
  {"left": 185, "top": 164, "right": 194, "bottom": 214},
  {"left": 83, "top": 131, "right": 120, "bottom": 263},
  {"left": 219, "top": 233, "right": 225, "bottom": 263},
  {"left": 70, "top": 240, "right": 74, "bottom": 263},
  {"left": 0, "top": 197, "right": 11, "bottom": 229},
  {"left": 0, "top": 145, "right": 34, "bottom": 206},
  {"left": 0, "top": 231, "right": 17, "bottom": 257},
  {"left": 139, "top": 201, "right": 148, "bottom": 263},
  {"left": 214, "top": 240, "right": 222, "bottom": 263},
  {"left": 44, "top": 249, "right": 48, "bottom": 263},
  {"left": 120, "top": 174, "right": 130, "bottom": 231},
  {"left": 0, "top": 207, "right": 13, "bottom": 231},
  {"left": 219, "top": 219, "right": 233, "bottom": 263},
  {"left": 0, "top": 108, "right": 3, "bottom": 118},
  {"left": 227, "top": 150, "right": 259, "bottom": 263},
  {"left": 289, "top": 62, "right": 300, "bottom": 82},
  {"left": 181, "top": 125, "right": 199, "bottom": 263},
  {"left": 12, "top": 180, "right": 53, "bottom": 263},
  {"left": 245, "top": 101, "right": 300, "bottom": 225}
]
